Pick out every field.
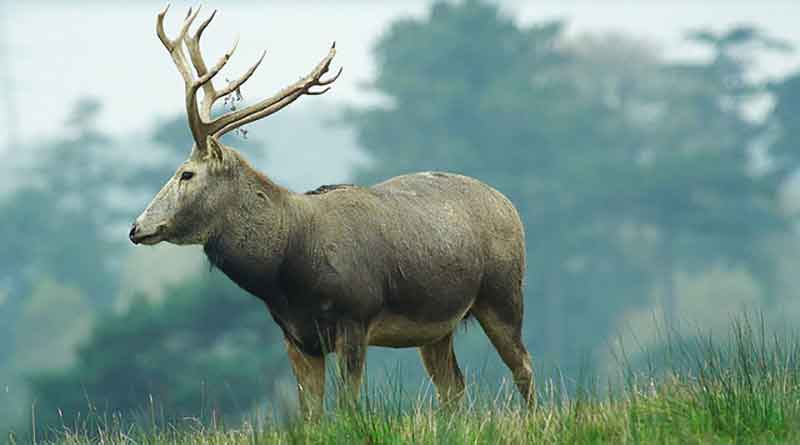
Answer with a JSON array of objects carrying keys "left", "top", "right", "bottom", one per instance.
[{"left": 12, "top": 317, "right": 800, "bottom": 445}]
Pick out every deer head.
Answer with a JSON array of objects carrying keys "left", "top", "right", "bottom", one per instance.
[{"left": 130, "top": 6, "right": 340, "bottom": 246}]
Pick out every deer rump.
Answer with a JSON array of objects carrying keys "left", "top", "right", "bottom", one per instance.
[{"left": 205, "top": 171, "right": 525, "bottom": 357}]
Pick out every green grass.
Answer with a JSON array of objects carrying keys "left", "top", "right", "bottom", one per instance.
[{"left": 12, "top": 316, "right": 800, "bottom": 444}]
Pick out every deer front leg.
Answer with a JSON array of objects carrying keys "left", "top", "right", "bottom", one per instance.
[
  {"left": 285, "top": 337, "right": 326, "bottom": 420},
  {"left": 334, "top": 321, "right": 367, "bottom": 409}
]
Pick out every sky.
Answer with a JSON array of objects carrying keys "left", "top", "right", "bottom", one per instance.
[{"left": 2, "top": 0, "right": 800, "bottom": 151}]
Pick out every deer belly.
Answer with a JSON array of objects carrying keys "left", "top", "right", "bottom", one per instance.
[{"left": 367, "top": 310, "right": 467, "bottom": 347}]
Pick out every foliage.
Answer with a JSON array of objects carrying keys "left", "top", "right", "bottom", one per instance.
[
  {"left": 0, "top": 101, "right": 120, "bottom": 296},
  {"left": 769, "top": 72, "right": 800, "bottom": 181},
  {"left": 26, "top": 272, "right": 287, "bottom": 429}
]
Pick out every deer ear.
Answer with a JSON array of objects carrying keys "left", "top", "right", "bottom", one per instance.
[{"left": 206, "top": 136, "right": 225, "bottom": 162}]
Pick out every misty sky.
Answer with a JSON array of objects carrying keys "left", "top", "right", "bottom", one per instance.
[{"left": 2, "top": 0, "right": 800, "bottom": 152}]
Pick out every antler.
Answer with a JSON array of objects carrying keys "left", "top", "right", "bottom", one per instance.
[{"left": 156, "top": 5, "right": 341, "bottom": 153}]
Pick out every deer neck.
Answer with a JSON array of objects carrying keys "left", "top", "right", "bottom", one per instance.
[{"left": 203, "top": 160, "right": 309, "bottom": 299}]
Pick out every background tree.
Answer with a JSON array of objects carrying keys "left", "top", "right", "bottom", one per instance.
[
  {"left": 0, "top": 99, "right": 125, "bottom": 369},
  {"left": 562, "top": 27, "right": 792, "bottom": 328},
  {"left": 769, "top": 67, "right": 800, "bottom": 186},
  {"left": 633, "top": 27, "right": 790, "bottom": 325},
  {"left": 349, "top": 1, "right": 793, "bottom": 379},
  {"left": 28, "top": 273, "right": 287, "bottom": 428}
]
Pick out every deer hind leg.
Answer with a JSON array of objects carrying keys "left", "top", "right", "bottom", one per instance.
[
  {"left": 285, "top": 337, "right": 326, "bottom": 420},
  {"left": 419, "top": 332, "right": 465, "bottom": 406},
  {"left": 334, "top": 321, "right": 368, "bottom": 409},
  {"left": 472, "top": 297, "right": 535, "bottom": 405}
]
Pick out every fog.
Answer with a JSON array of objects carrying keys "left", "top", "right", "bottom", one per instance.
[{"left": 3, "top": 1, "right": 800, "bottom": 146}]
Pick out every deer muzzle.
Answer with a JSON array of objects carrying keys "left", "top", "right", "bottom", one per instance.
[{"left": 129, "top": 222, "right": 168, "bottom": 245}]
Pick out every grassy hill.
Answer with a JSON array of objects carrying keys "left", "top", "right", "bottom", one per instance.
[{"left": 12, "top": 317, "right": 800, "bottom": 444}]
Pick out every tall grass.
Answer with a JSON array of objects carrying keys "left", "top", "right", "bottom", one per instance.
[{"left": 11, "top": 315, "right": 800, "bottom": 444}]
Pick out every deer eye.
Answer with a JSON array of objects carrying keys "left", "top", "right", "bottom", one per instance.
[{"left": 180, "top": 171, "right": 195, "bottom": 181}]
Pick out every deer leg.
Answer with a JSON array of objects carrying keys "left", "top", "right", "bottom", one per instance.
[
  {"left": 285, "top": 337, "right": 326, "bottom": 420},
  {"left": 334, "top": 321, "right": 368, "bottom": 409},
  {"left": 419, "top": 332, "right": 465, "bottom": 406},
  {"left": 472, "top": 308, "right": 535, "bottom": 406}
]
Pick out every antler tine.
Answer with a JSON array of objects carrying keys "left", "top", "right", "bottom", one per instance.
[
  {"left": 156, "top": 5, "right": 201, "bottom": 54},
  {"left": 177, "top": 7, "right": 202, "bottom": 47},
  {"left": 316, "top": 66, "right": 343, "bottom": 87},
  {"left": 195, "top": 9, "right": 217, "bottom": 42},
  {"left": 196, "top": 38, "right": 239, "bottom": 86},
  {"left": 213, "top": 91, "right": 305, "bottom": 136},
  {"left": 183, "top": 10, "right": 266, "bottom": 124},
  {"left": 157, "top": 6, "right": 341, "bottom": 147},
  {"left": 305, "top": 86, "right": 332, "bottom": 96},
  {"left": 217, "top": 50, "right": 267, "bottom": 99},
  {"left": 157, "top": 5, "right": 210, "bottom": 150},
  {"left": 156, "top": 5, "right": 173, "bottom": 49},
  {"left": 182, "top": 9, "right": 218, "bottom": 76},
  {"left": 210, "top": 43, "right": 341, "bottom": 137},
  {"left": 179, "top": 8, "right": 273, "bottom": 137},
  {"left": 183, "top": 9, "right": 221, "bottom": 120}
]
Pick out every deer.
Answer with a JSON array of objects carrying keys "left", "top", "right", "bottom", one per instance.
[{"left": 129, "top": 6, "right": 535, "bottom": 418}]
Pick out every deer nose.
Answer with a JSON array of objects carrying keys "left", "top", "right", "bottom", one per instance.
[{"left": 129, "top": 223, "right": 140, "bottom": 244}]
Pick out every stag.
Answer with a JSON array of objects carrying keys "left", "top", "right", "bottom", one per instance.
[{"left": 130, "top": 6, "right": 534, "bottom": 417}]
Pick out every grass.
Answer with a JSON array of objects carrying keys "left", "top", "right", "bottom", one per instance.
[{"left": 11, "top": 315, "right": 800, "bottom": 444}]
